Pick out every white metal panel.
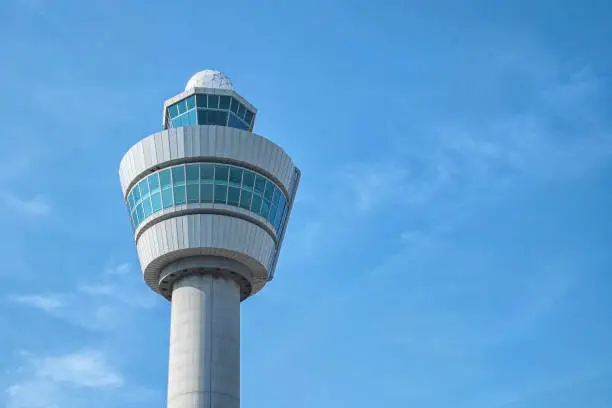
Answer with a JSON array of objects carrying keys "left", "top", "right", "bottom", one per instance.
[
  {"left": 118, "top": 127, "right": 296, "bottom": 196},
  {"left": 136, "top": 213, "right": 275, "bottom": 294}
]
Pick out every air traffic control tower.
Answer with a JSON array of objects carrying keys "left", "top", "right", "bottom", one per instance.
[{"left": 118, "top": 70, "right": 300, "bottom": 408}]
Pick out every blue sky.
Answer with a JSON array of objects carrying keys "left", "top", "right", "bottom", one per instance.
[{"left": 0, "top": 0, "right": 611, "bottom": 407}]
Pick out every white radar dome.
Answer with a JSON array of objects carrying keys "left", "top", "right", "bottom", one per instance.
[{"left": 185, "top": 70, "right": 233, "bottom": 91}]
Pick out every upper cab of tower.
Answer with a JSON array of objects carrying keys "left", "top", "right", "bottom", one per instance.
[{"left": 162, "top": 70, "right": 257, "bottom": 132}]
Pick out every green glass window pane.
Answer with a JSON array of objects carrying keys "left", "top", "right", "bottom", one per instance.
[
  {"left": 229, "top": 167, "right": 242, "bottom": 186},
  {"left": 268, "top": 204, "right": 277, "bottom": 223},
  {"left": 219, "top": 95, "right": 230, "bottom": 110},
  {"left": 251, "top": 195, "right": 262, "bottom": 214},
  {"left": 186, "top": 109, "right": 196, "bottom": 126},
  {"left": 197, "top": 109, "right": 207, "bottom": 125},
  {"left": 278, "top": 194, "right": 286, "bottom": 213},
  {"left": 264, "top": 181, "right": 274, "bottom": 201},
  {"left": 187, "top": 184, "right": 199, "bottom": 203},
  {"left": 186, "top": 164, "right": 199, "bottom": 183},
  {"left": 173, "top": 186, "right": 186, "bottom": 205},
  {"left": 136, "top": 203, "right": 144, "bottom": 223},
  {"left": 128, "top": 191, "right": 135, "bottom": 209},
  {"left": 177, "top": 99, "right": 187, "bottom": 114},
  {"left": 261, "top": 199, "right": 270, "bottom": 218},
  {"left": 200, "top": 164, "right": 214, "bottom": 181},
  {"left": 131, "top": 212, "right": 138, "bottom": 229},
  {"left": 242, "top": 171, "right": 255, "bottom": 189},
  {"left": 200, "top": 184, "right": 213, "bottom": 203},
  {"left": 196, "top": 94, "right": 207, "bottom": 108},
  {"left": 214, "top": 184, "right": 227, "bottom": 204},
  {"left": 214, "top": 165, "right": 229, "bottom": 184},
  {"left": 208, "top": 110, "right": 228, "bottom": 126},
  {"left": 231, "top": 98, "right": 240, "bottom": 114},
  {"left": 151, "top": 192, "right": 162, "bottom": 212},
  {"left": 186, "top": 95, "right": 195, "bottom": 110},
  {"left": 162, "top": 188, "right": 173, "bottom": 208},
  {"left": 273, "top": 203, "right": 283, "bottom": 230},
  {"left": 280, "top": 205, "right": 288, "bottom": 231},
  {"left": 143, "top": 198, "right": 152, "bottom": 218},
  {"left": 148, "top": 174, "right": 160, "bottom": 192},
  {"left": 237, "top": 103, "right": 245, "bottom": 118},
  {"left": 172, "top": 166, "right": 185, "bottom": 185},
  {"left": 227, "top": 187, "right": 240, "bottom": 206},
  {"left": 168, "top": 104, "right": 179, "bottom": 118},
  {"left": 239, "top": 190, "right": 252, "bottom": 210},
  {"left": 160, "top": 169, "right": 171, "bottom": 188},
  {"left": 254, "top": 176, "right": 266, "bottom": 194},
  {"left": 133, "top": 185, "right": 141, "bottom": 202},
  {"left": 139, "top": 179, "right": 149, "bottom": 197},
  {"left": 244, "top": 110, "right": 254, "bottom": 125},
  {"left": 272, "top": 186, "right": 281, "bottom": 206},
  {"left": 208, "top": 95, "right": 219, "bottom": 109}
]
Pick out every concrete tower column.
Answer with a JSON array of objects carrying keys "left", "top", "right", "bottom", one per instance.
[{"left": 167, "top": 274, "right": 241, "bottom": 408}]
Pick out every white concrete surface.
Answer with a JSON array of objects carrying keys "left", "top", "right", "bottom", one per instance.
[{"left": 167, "top": 274, "right": 240, "bottom": 408}]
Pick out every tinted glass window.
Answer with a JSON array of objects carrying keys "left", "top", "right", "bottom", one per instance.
[
  {"left": 151, "top": 193, "right": 162, "bottom": 212},
  {"left": 133, "top": 184, "right": 141, "bottom": 202},
  {"left": 227, "top": 187, "right": 240, "bottom": 206},
  {"left": 219, "top": 95, "right": 230, "bottom": 109},
  {"left": 162, "top": 188, "right": 173, "bottom": 208},
  {"left": 200, "top": 164, "right": 214, "bottom": 181},
  {"left": 186, "top": 164, "right": 199, "bottom": 183},
  {"left": 229, "top": 167, "right": 242, "bottom": 186},
  {"left": 239, "top": 190, "right": 252, "bottom": 209},
  {"left": 244, "top": 110, "right": 254, "bottom": 125},
  {"left": 242, "top": 171, "right": 255, "bottom": 189},
  {"left": 197, "top": 109, "right": 207, "bottom": 125},
  {"left": 196, "top": 94, "right": 207, "bottom": 108},
  {"left": 268, "top": 204, "right": 277, "bottom": 223},
  {"left": 160, "top": 169, "right": 172, "bottom": 188},
  {"left": 251, "top": 195, "right": 262, "bottom": 213},
  {"left": 136, "top": 204, "right": 144, "bottom": 223},
  {"left": 208, "top": 95, "right": 219, "bottom": 109},
  {"left": 126, "top": 163, "right": 289, "bottom": 233},
  {"left": 139, "top": 179, "right": 149, "bottom": 197},
  {"left": 254, "top": 176, "right": 266, "bottom": 194},
  {"left": 237, "top": 103, "right": 245, "bottom": 117},
  {"left": 186, "top": 95, "right": 195, "bottom": 110},
  {"left": 261, "top": 199, "right": 270, "bottom": 218},
  {"left": 173, "top": 186, "right": 186, "bottom": 205},
  {"left": 208, "top": 110, "right": 228, "bottom": 126},
  {"left": 272, "top": 186, "right": 281, "bottom": 205},
  {"left": 143, "top": 199, "right": 152, "bottom": 218},
  {"left": 177, "top": 99, "right": 187, "bottom": 114},
  {"left": 186, "top": 109, "right": 196, "bottom": 126},
  {"left": 149, "top": 174, "right": 160, "bottom": 192},
  {"left": 228, "top": 113, "right": 248, "bottom": 130},
  {"left": 168, "top": 104, "right": 179, "bottom": 118},
  {"left": 187, "top": 184, "right": 199, "bottom": 203},
  {"left": 214, "top": 165, "right": 229, "bottom": 184},
  {"left": 172, "top": 167, "right": 185, "bottom": 185},
  {"left": 200, "top": 184, "right": 213, "bottom": 203},
  {"left": 264, "top": 182, "right": 274, "bottom": 201},
  {"left": 231, "top": 98, "right": 240, "bottom": 114},
  {"left": 214, "top": 184, "right": 227, "bottom": 203}
]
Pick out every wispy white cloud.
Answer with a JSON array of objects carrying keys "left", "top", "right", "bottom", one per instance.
[
  {"left": 6, "top": 262, "right": 157, "bottom": 331},
  {"left": 7, "top": 294, "right": 65, "bottom": 312},
  {"left": 32, "top": 350, "right": 123, "bottom": 388},
  {"left": 1, "top": 193, "right": 52, "bottom": 216},
  {"left": 5, "top": 349, "right": 124, "bottom": 408}
]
